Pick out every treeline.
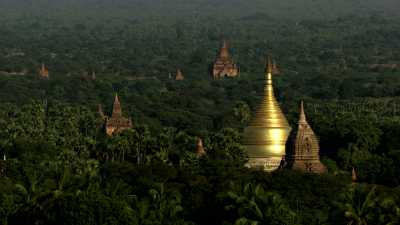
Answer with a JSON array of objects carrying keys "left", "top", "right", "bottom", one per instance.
[{"left": 0, "top": 101, "right": 399, "bottom": 225}]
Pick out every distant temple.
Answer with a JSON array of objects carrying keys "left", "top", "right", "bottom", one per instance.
[
  {"left": 286, "top": 101, "right": 326, "bottom": 173},
  {"left": 175, "top": 69, "right": 184, "bottom": 80},
  {"left": 39, "top": 63, "right": 49, "bottom": 78},
  {"left": 212, "top": 40, "right": 239, "bottom": 79},
  {"left": 105, "top": 94, "right": 133, "bottom": 136},
  {"left": 242, "top": 56, "right": 291, "bottom": 171},
  {"left": 352, "top": 167, "right": 357, "bottom": 184},
  {"left": 196, "top": 137, "right": 206, "bottom": 157}
]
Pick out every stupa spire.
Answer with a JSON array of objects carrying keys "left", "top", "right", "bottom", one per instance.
[
  {"left": 250, "top": 56, "right": 290, "bottom": 128},
  {"left": 222, "top": 39, "right": 228, "bottom": 48},
  {"left": 112, "top": 93, "right": 122, "bottom": 118},
  {"left": 299, "top": 101, "right": 307, "bottom": 124},
  {"left": 219, "top": 40, "right": 230, "bottom": 59}
]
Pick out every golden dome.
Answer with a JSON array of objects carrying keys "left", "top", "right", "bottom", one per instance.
[{"left": 242, "top": 56, "right": 291, "bottom": 171}]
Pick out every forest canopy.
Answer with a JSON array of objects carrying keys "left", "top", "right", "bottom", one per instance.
[{"left": 0, "top": 0, "right": 400, "bottom": 225}]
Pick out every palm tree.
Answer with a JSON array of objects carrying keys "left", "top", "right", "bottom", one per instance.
[
  {"left": 133, "top": 183, "right": 189, "bottom": 225},
  {"left": 341, "top": 185, "right": 376, "bottom": 225},
  {"left": 222, "top": 183, "right": 298, "bottom": 225}
]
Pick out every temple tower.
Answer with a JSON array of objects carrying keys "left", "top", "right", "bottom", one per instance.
[
  {"left": 242, "top": 56, "right": 291, "bottom": 171},
  {"left": 287, "top": 101, "right": 326, "bottom": 173},
  {"left": 105, "top": 94, "right": 133, "bottom": 136},
  {"left": 352, "top": 167, "right": 357, "bottom": 184},
  {"left": 212, "top": 40, "right": 239, "bottom": 79},
  {"left": 196, "top": 137, "right": 206, "bottom": 157},
  {"left": 39, "top": 63, "right": 49, "bottom": 78},
  {"left": 175, "top": 69, "right": 184, "bottom": 80}
]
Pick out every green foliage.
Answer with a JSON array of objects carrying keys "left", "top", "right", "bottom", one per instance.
[
  {"left": 0, "top": 1, "right": 399, "bottom": 224},
  {"left": 220, "top": 183, "right": 298, "bottom": 225},
  {"left": 333, "top": 184, "right": 400, "bottom": 225}
]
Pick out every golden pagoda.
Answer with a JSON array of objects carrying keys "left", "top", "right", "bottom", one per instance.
[{"left": 242, "top": 56, "right": 291, "bottom": 171}]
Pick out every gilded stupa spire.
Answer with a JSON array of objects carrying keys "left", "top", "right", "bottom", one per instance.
[
  {"left": 248, "top": 56, "right": 290, "bottom": 128},
  {"left": 242, "top": 56, "right": 291, "bottom": 171}
]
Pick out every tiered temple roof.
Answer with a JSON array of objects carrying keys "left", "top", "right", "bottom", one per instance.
[
  {"left": 242, "top": 56, "right": 291, "bottom": 171},
  {"left": 105, "top": 94, "right": 133, "bottom": 136},
  {"left": 212, "top": 40, "right": 239, "bottom": 79},
  {"left": 287, "top": 101, "right": 326, "bottom": 173}
]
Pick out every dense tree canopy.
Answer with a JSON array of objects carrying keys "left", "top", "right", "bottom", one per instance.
[{"left": 0, "top": 0, "right": 400, "bottom": 224}]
